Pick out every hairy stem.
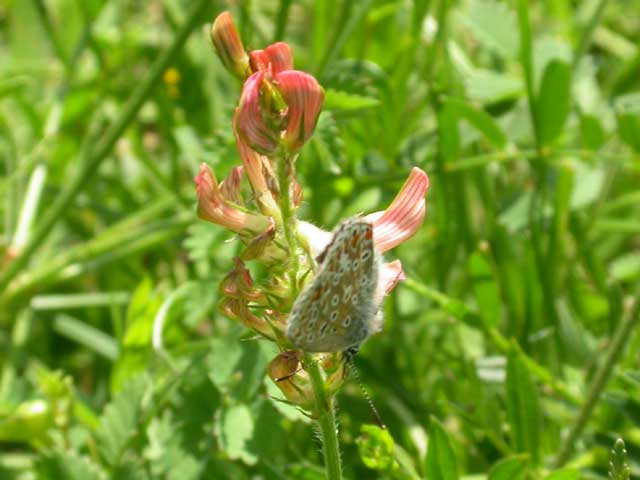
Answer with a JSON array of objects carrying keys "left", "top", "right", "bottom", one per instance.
[
  {"left": 276, "top": 150, "right": 342, "bottom": 479},
  {"left": 306, "top": 356, "right": 343, "bottom": 480},
  {"left": 277, "top": 153, "right": 300, "bottom": 292}
]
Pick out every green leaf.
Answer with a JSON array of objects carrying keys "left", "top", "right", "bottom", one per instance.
[
  {"left": 53, "top": 314, "right": 119, "bottom": 361},
  {"left": 218, "top": 404, "right": 256, "bottom": 465},
  {"left": 311, "top": 112, "right": 346, "bottom": 175},
  {"left": 468, "top": 250, "right": 503, "bottom": 329},
  {"left": 356, "top": 424, "right": 396, "bottom": 471},
  {"left": 543, "top": 469, "right": 580, "bottom": 480},
  {"left": 487, "top": 454, "right": 528, "bottom": 480},
  {"left": 464, "top": 69, "right": 523, "bottom": 104},
  {"left": 536, "top": 60, "right": 571, "bottom": 145},
  {"left": 323, "top": 89, "right": 380, "bottom": 112},
  {"left": 614, "top": 93, "right": 640, "bottom": 153},
  {"left": 36, "top": 450, "right": 105, "bottom": 480},
  {"left": 425, "top": 417, "right": 459, "bottom": 480},
  {"left": 506, "top": 347, "right": 541, "bottom": 464},
  {"left": 145, "top": 412, "right": 202, "bottom": 480},
  {"left": 96, "top": 374, "right": 149, "bottom": 466},
  {"left": 579, "top": 114, "right": 605, "bottom": 150},
  {"left": 461, "top": 0, "right": 519, "bottom": 58}
]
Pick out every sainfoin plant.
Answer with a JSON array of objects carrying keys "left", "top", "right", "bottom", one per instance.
[{"left": 199, "top": 11, "right": 429, "bottom": 479}]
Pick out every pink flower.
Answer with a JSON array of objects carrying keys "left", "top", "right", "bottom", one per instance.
[
  {"left": 234, "top": 58, "right": 324, "bottom": 155},
  {"left": 195, "top": 163, "right": 270, "bottom": 233},
  {"left": 298, "top": 167, "right": 429, "bottom": 298}
]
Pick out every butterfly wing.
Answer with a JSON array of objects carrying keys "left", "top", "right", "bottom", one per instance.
[{"left": 286, "top": 219, "right": 380, "bottom": 352}]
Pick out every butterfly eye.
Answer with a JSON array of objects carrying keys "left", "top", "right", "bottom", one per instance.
[
  {"left": 353, "top": 260, "right": 360, "bottom": 269},
  {"left": 330, "top": 311, "right": 338, "bottom": 322},
  {"left": 343, "top": 316, "right": 352, "bottom": 327},
  {"left": 331, "top": 294, "right": 340, "bottom": 307},
  {"left": 361, "top": 250, "right": 371, "bottom": 261}
]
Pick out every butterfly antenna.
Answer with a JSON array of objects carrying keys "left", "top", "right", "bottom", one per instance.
[{"left": 346, "top": 354, "right": 386, "bottom": 429}]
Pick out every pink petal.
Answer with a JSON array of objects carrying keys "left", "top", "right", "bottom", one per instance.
[
  {"left": 219, "top": 165, "right": 244, "bottom": 205},
  {"left": 275, "top": 70, "right": 324, "bottom": 152},
  {"left": 235, "top": 71, "right": 279, "bottom": 154},
  {"left": 249, "top": 50, "right": 269, "bottom": 73},
  {"left": 249, "top": 42, "right": 293, "bottom": 74},
  {"left": 210, "top": 12, "right": 250, "bottom": 79},
  {"left": 366, "top": 167, "right": 429, "bottom": 253},
  {"left": 195, "top": 163, "right": 269, "bottom": 233},
  {"left": 264, "top": 42, "right": 293, "bottom": 73},
  {"left": 376, "top": 260, "right": 405, "bottom": 302}
]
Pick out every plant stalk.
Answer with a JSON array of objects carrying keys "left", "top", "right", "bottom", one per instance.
[
  {"left": 306, "top": 356, "right": 343, "bottom": 480},
  {"left": 552, "top": 295, "right": 640, "bottom": 468},
  {"left": 277, "top": 153, "right": 300, "bottom": 292}
]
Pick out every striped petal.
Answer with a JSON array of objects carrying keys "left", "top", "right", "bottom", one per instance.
[
  {"left": 250, "top": 42, "right": 293, "bottom": 74},
  {"left": 275, "top": 70, "right": 324, "bottom": 153},
  {"left": 235, "top": 71, "right": 280, "bottom": 154},
  {"left": 366, "top": 167, "right": 429, "bottom": 253},
  {"left": 210, "top": 12, "right": 250, "bottom": 79},
  {"left": 195, "top": 163, "right": 269, "bottom": 233}
]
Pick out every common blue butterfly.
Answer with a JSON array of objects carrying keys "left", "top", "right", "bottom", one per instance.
[{"left": 285, "top": 218, "right": 382, "bottom": 353}]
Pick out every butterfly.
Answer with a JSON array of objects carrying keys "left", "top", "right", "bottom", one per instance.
[{"left": 285, "top": 218, "right": 382, "bottom": 353}]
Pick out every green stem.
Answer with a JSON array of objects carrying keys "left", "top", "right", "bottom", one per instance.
[
  {"left": 277, "top": 153, "right": 300, "bottom": 291},
  {"left": 572, "top": 0, "right": 610, "bottom": 69},
  {"left": 306, "top": 356, "right": 343, "bottom": 480},
  {"left": 275, "top": 150, "right": 340, "bottom": 478},
  {"left": 552, "top": 295, "right": 640, "bottom": 468},
  {"left": 0, "top": 0, "right": 209, "bottom": 295}
]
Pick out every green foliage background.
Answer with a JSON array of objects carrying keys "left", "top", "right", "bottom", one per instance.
[{"left": 1, "top": 0, "right": 639, "bottom": 478}]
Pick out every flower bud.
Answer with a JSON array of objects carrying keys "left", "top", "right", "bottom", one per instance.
[
  {"left": 220, "top": 257, "right": 267, "bottom": 304},
  {"left": 219, "top": 297, "right": 275, "bottom": 340},
  {"left": 210, "top": 12, "right": 251, "bottom": 79},
  {"left": 240, "top": 217, "right": 285, "bottom": 262},
  {"left": 268, "top": 351, "right": 314, "bottom": 409}
]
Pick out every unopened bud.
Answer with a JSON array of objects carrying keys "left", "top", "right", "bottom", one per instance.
[
  {"left": 268, "top": 351, "right": 314, "bottom": 409},
  {"left": 211, "top": 12, "right": 251, "bottom": 79}
]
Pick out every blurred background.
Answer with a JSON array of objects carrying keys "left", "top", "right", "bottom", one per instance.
[{"left": 1, "top": 0, "right": 639, "bottom": 478}]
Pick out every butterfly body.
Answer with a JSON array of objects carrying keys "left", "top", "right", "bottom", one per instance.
[{"left": 285, "top": 218, "right": 381, "bottom": 352}]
